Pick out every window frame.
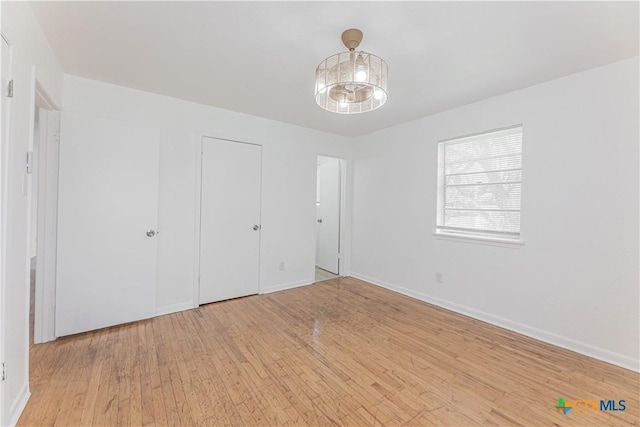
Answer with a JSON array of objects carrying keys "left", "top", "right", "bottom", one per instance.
[{"left": 434, "top": 125, "right": 524, "bottom": 248}]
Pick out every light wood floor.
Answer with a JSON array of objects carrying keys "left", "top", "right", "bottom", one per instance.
[{"left": 19, "top": 277, "right": 639, "bottom": 426}]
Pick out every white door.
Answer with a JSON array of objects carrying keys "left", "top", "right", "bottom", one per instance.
[
  {"left": 316, "top": 156, "right": 341, "bottom": 274},
  {"left": 33, "top": 108, "right": 60, "bottom": 344},
  {"left": 199, "top": 137, "right": 261, "bottom": 304},
  {"left": 56, "top": 112, "right": 159, "bottom": 337}
]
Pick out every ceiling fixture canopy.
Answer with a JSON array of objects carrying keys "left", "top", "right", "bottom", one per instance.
[{"left": 315, "top": 28, "right": 388, "bottom": 114}]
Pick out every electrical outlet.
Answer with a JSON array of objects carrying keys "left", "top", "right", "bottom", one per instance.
[
  {"left": 279, "top": 262, "right": 285, "bottom": 272},
  {"left": 435, "top": 272, "right": 443, "bottom": 284}
]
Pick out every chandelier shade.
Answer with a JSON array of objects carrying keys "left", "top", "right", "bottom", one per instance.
[{"left": 315, "top": 29, "right": 388, "bottom": 114}]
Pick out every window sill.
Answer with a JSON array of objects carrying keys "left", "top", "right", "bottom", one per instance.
[{"left": 433, "top": 231, "right": 524, "bottom": 249}]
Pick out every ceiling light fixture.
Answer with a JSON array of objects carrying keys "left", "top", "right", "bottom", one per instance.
[{"left": 315, "top": 28, "right": 388, "bottom": 114}]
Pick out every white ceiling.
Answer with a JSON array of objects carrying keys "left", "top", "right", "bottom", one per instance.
[{"left": 31, "top": 1, "right": 638, "bottom": 137}]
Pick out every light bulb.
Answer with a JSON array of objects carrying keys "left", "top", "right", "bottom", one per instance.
[
  {"left": 355, "top": 70, "right": 367, "bottom": 82},
  {"left": 373, "top": 90, "right": 385, "bottom": 100}
]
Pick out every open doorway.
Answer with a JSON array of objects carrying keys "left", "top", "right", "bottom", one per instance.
[
  {"left": 28, "top": 80, "right": 60, "bottom": 345},
  {"left": 315, "top": 156, "right": 342, "bottom": 282}
]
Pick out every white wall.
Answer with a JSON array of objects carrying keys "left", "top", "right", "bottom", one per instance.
[
  {"left": 0, "top": 3, "right": 64, "bottom": 425},
  {"left": 351, "top": 57, "right": 639, "bottom": 371},
  {"left": 62, "top": 75, "right": 353, "bottom": 315}
]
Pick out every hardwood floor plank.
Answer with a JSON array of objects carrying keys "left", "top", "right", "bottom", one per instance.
[{"left": 19, "top": 277, "right": 639, "bottom": 426}]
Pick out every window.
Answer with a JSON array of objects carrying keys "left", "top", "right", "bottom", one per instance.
[{"left": 436, "top": 125, "right": 523, "bottom": 243}]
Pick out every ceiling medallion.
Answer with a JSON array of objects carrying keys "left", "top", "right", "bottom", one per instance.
[{"left": 315, "top": 28, "right": 388, "bottom": 114}]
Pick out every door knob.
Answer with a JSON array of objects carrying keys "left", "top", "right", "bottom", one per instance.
[
  {"left": 317, "top": 219, "right": 323, "bottom": 223},
  {"left": 252, "top": 225, "right": 261, "bottom": 231},
  {"left": 146, "top": 229, "right": 156, "bottom": 237}
]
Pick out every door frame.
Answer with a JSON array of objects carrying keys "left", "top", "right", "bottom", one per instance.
[
  {"left": 0, "top": 31, "right": 13, "bottom": 427},
  {"left": 193, "top": 134, "right": 263, "bottom": 306},
  {"left": 29, "top": 75, "right": 60, "bottom": 344},
  {"left": 314, "top": 154, "right": 348, "bottom": 279}
]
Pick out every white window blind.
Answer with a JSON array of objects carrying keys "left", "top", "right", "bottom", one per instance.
[{"left": 436, "top": 125, "right": 522, "bottom": 241}]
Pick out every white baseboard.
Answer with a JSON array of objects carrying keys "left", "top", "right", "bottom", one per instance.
[
  {"left": 8, "top": 382, "right": 30, "bottom": 427},
  {"left": 350, "top": 272, "right": 640, "bottom": 373},
  {"left": 261, "top": 278, "right": 314, "bottom": 294},
  {"left": 156, "top": 301, "right": 196, "bottom": 317}
]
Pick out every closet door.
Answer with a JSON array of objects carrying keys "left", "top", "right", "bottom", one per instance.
[
  {"left": 316, "top": 157, "right": 341, "bottom": 274},
  {"left": 56, "top": 112, "right": 159, "bottom": 336},
  {"left": 199, "top": 137, "right": 261, "bottom": 304}
]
